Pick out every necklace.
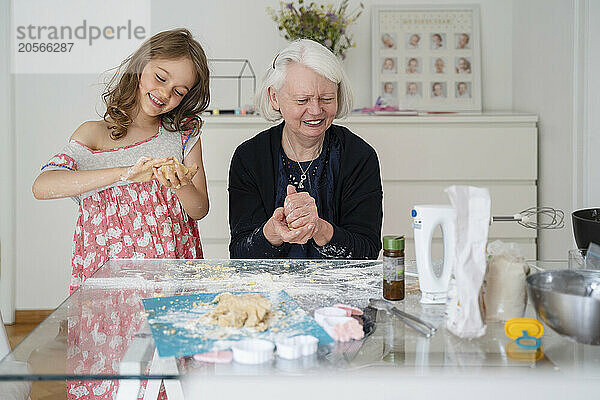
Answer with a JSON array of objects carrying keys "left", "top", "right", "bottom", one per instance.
[{"left": 284, "top": 132, "right": 324, "bottom": 190}]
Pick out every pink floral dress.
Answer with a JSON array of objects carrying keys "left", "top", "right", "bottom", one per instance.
[{"left": 42, "top": 123, "right": 203, "bottom": 399}]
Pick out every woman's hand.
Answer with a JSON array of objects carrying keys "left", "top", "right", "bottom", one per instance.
[
  {"left": 283, "top": 185, "right": 318, "bottom": 241},
  {"left": 121, "top": 156, "right": 169, "bottom": 182},
  {"left": 264, "top": 185, "right": 318, "bottom": 246},
  {"left": 263, "top": 206, "right": 315, "bottom": 246},
  {"left": 153, "top": 158, "right": 199, "bottom": 190},
  {"left": 284, "top": 185, "right": 334, "bottom": 246}
]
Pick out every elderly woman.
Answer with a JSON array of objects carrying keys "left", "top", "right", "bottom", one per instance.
[{"left": 228, "top": 39, "right": 383, "bottom": 259}]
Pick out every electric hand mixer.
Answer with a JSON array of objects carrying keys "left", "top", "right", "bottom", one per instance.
[{"left": 412, "top": 205, "right": 564, "bottom": 304}]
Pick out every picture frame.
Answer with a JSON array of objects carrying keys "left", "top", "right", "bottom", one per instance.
[{"left": 372, "top": 5, "right": 482, "bottom": 112}]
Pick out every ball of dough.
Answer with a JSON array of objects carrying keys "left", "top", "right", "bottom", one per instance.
[{"left": 157, "top": 159, "right": 189, "bottom": 175}]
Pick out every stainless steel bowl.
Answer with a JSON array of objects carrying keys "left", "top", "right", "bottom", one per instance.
[{"left": 527, "top": 270, "right": 600, "bottom": 345}]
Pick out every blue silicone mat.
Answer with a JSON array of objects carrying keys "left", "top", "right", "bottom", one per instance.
[{"left": 142, "top": 290, "right": 333, "bottom": 357}]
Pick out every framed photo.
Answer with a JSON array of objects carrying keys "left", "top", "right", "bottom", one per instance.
[{"left": 372, "top": 5, "right": 482, "bottom": 112}]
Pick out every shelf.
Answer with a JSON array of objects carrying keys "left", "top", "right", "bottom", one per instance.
[{"left": 200, "top": 112, "right": 538, "bottom": 126}]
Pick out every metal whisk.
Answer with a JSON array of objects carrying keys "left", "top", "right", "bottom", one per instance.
[{"left": 492, "top": 207, "right": 565, "bottom": 229}]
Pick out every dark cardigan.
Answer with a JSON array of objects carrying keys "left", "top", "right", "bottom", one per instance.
[{"left": 228, "top": 122, "right": 383, "bottom": 259}]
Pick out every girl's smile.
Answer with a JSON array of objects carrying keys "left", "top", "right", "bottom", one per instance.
[
  {"left": 148, "top": 92, "right": 166, "bottom": 108},
  {"left": 138, "top": 58, "right": 197, "bottom": 117}
]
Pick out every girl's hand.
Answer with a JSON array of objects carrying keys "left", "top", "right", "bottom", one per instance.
[
  {"left": 121, "top": 156, "right": 169, "bottom": 182},
  {"left": 153, "top": 160, "right": 199, "bottom": 190}
]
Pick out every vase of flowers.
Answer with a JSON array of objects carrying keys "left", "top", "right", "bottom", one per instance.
[{"left": 267, "top": 0, "right": 364, "bottom": 60}]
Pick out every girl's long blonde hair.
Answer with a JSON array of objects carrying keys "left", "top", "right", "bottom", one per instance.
[{"left": 102, "top": 28, "right": 210, "bottom": 139}]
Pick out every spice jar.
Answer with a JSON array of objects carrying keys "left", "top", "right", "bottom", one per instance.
[{"left": 383, "top": 235, "right": 405, "bottom": 301}]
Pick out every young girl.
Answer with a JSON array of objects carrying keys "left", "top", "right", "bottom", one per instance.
[{"left": 33, "top": 28, "right": 210, "bottom": 399}]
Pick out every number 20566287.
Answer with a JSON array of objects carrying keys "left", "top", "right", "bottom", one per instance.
[{"left": 17, "top": 42, "right": 74, "bottom": 52}]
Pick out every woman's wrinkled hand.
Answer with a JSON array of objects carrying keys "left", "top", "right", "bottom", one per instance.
[
  {"left": 283, "top": 185, "right": 319, "bottom": 243},
  {"left": 263, "top": 185, "right": 322, "bottom": 246}
]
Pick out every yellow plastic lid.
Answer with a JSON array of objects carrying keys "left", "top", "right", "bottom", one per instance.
[
  {"left": 505, "top": 341, "right": 544, "bottom": 362},
  {"left": 504, "top": 318, "right": 544, "bottom": 339}
]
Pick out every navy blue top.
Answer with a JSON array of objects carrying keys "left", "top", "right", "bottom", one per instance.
[
  {"left": 228, "top": 122, "right": 383, "bottom": 260},
  {"left": 274, "top": 131, "right": 340, "bottom": 258}
]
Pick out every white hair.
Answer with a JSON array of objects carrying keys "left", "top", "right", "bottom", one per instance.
[{"left": 255, "top": 39, "right": 354, "bottom": 122}]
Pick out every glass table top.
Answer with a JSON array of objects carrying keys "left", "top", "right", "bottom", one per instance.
[{"left": 0, "top": 258, "right": 599, "bottom": 382}]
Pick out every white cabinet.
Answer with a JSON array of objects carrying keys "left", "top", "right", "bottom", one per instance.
[{"left": 198, "top": 113, "right": 538, "bottom": 259}]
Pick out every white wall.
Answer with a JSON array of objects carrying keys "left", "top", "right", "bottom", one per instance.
[
  {"left": 512, "top": 0, "right": 577, "bottom": 259},
  {"left": 14, "top": 74, "right": 102, "bottom": 308},
  {"left": 1, "top": 0, "right": 16, "bottom": 323},
  {"left": 585, "top": 0, "right": 600, "bottom": 206},
  {"left": 12, "top": 0, "right": 589, "bottom": 309},
  {"left": 152, "top": 0, "right": 514, "bottom": 111}
]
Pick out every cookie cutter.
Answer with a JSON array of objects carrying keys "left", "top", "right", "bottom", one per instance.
[
  {"left": 333, "top": 304, "right": 364, "bottom": 316},
  {"left": 314, "top": 307, "right": 347, "bottom": 325},
  {"left": 231, "top": 339, "right": 274, "bottom": 364},
  {"left": 193, "top": 351, "right": 233, "bottom": 364},
  {"left": 276, "top": 335, "right": 319, "bottom": 360}
]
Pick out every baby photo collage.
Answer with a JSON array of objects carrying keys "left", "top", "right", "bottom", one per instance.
[{"left": 378, "top": 30, "right": 473, "bottom": 108}]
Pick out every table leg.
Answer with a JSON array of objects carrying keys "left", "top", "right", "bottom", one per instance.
[
  {"left": 116, "top": 380, "right": 144, "bottom": 400},
  {"left": 146, "top": 348, "right": 184, "bottom": 400},
  {"left": 117, "top": 335, "right": 155, "bottom": 400}
]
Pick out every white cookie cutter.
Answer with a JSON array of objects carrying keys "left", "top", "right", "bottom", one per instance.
[
  {"left": 231, "top": 339, "right": 274, "bottom": 364},
  {"left": 314, "top": 307, "right": 347, "bottom": 325},
  {"left": 193, "top": 351, "right": 233, "bottom": 364},
  {"left": 276, "top": 335, "right": 319, "bottom": 360},
  {"left": 333, "top": 304, "right": 364, "bottom": 316}
]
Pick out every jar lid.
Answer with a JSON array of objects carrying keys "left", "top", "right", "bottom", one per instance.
[
  {"left": 504, "top": 318, "right": 544, "bottom": 339},
  {"left": 383, "top": 235, "right": 405, "bottom": 251}
]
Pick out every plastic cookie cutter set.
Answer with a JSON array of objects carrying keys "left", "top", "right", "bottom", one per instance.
[
  {"left": 222, "top": 304, "right": 367, "bottom": 365},
  {"left": 230, "top": 335, "right": 321, "bottom": 364},
  {"left": 504, "top": 318, "right": 545, "bottom": 362}
]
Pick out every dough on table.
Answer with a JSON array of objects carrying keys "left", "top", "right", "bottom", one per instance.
[{"left": 208, "top": 293, "right": 271, "bottom": 332}]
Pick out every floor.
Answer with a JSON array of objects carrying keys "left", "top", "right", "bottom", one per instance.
[{"left": 5, "top": 323, "right": 67, "bottom": 400}]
